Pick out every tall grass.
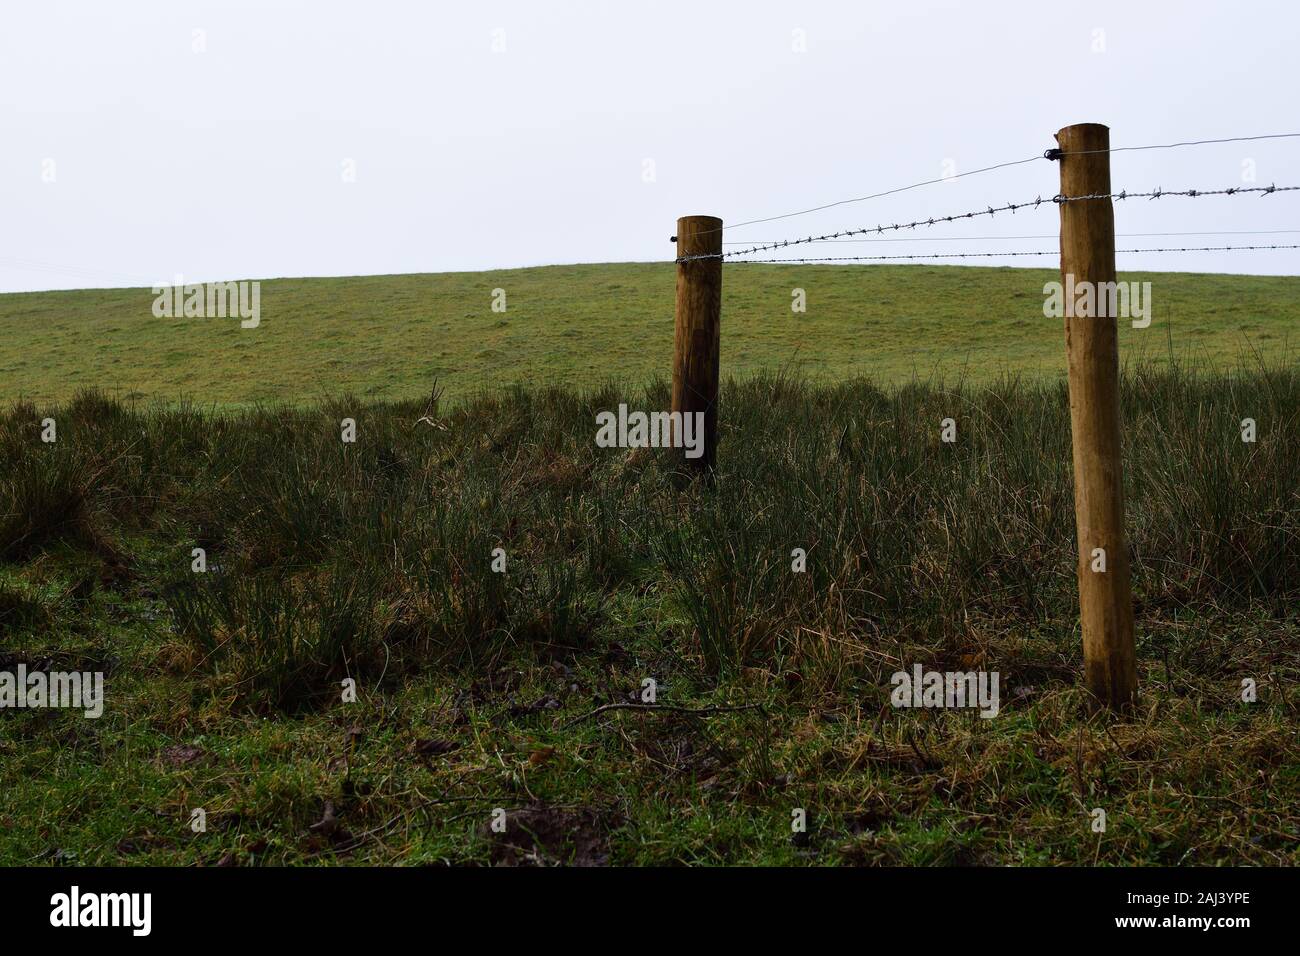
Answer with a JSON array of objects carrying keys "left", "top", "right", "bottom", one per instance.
[{"left": 1, "top": 363, "right": 1295, "bottom": 709}]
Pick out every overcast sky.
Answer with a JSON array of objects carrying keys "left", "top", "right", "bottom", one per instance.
[{"left": 2, "top": 0, "right": 1297, "bottom": 292}]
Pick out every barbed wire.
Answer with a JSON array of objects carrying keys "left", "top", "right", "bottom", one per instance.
[
  {"left": 1056, "top": 184, "right": 1299, "bottom": 203},
  {"left": 695, "top": 132, "right": 1300, "bottom": 239},
  {"left": 1115, "top": 243, "right": 1300, "bottom": 253},
  {"left": 729, "top": 250, "right": 1057, "bottom": 264},
  {"left": 680, "top": 195, "right": 1055, "bottom": 261},
  {"left": 679, "top": 185, "right": 1299, "bottom": 262},
  {"left": 720, "top": 244, "right": 1300, "bottom": 265},
  {"left": 723, "top": 228, "right": 1300, "bottom": 245}
]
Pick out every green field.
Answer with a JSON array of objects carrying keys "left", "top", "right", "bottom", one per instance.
[
  {"left": 2, "top": 266, "right": 1297, "bottom": 866},
  {"left": 1, "top": 263, "right": 1296, "bottom": 404}
]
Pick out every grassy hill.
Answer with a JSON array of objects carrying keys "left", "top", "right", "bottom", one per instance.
[
  {"left": 1, "top": 263, "right": 1296, "bottom": 405},
  {"left": 3, "top": 263, "right": 1298, "bottom": 866}
]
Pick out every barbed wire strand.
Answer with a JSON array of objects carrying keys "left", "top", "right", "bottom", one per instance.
[
  {"left": 1056, "top": 184, "right": 1299, "bottom": 203},
  {"left": 697, "top": 132, "right": 1300, "bottom": 240},
  {"left": 722, "top": 244, "right": 1300, "bottom": 265},
  {"left": 682, "top": 196, "right": 1055, "bottom": 261},
  {"left": 723, "top": 228, "right": 1300, "bottom": 245},
  {"left": 681, "top": 185, "right": 1299, "bottom": 262}
]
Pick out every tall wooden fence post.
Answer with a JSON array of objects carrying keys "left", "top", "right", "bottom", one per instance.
[
  {"left": 1056, "top": 122, "right": 1138, "bottom": 711},
  {"left": 673, "top": 215, "right": 723, "bottom": 474}
]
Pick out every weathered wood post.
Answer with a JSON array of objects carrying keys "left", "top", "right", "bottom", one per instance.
[
  {"left": 672, "top": 215, "right": 722, "bottom": 474},
  {"left": 1055, "top": 122, "right": 1138, "bottom": 711}
]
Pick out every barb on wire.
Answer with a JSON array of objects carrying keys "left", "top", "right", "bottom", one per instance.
[
  {"left": 721, "top": 244, "right": 1300, "bottom": 265},
  {"left": 1055, "top": 184, "right": 1298, "bottom": 203},
  {"left": 678, "top": 195, "right": 1054, "bottom": 262}
]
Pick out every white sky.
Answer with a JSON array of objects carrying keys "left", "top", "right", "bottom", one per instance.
[{"left": 2, "top": 0, "right": 1297, "bottom": 292}]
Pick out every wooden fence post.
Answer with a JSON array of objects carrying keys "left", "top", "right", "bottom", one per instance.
[
  {"left": 1056, "top": 122, "right": 1138, "bottom": 711},
  {"left": 673, "top": 215, "right": 723, "bottom": 474}
]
